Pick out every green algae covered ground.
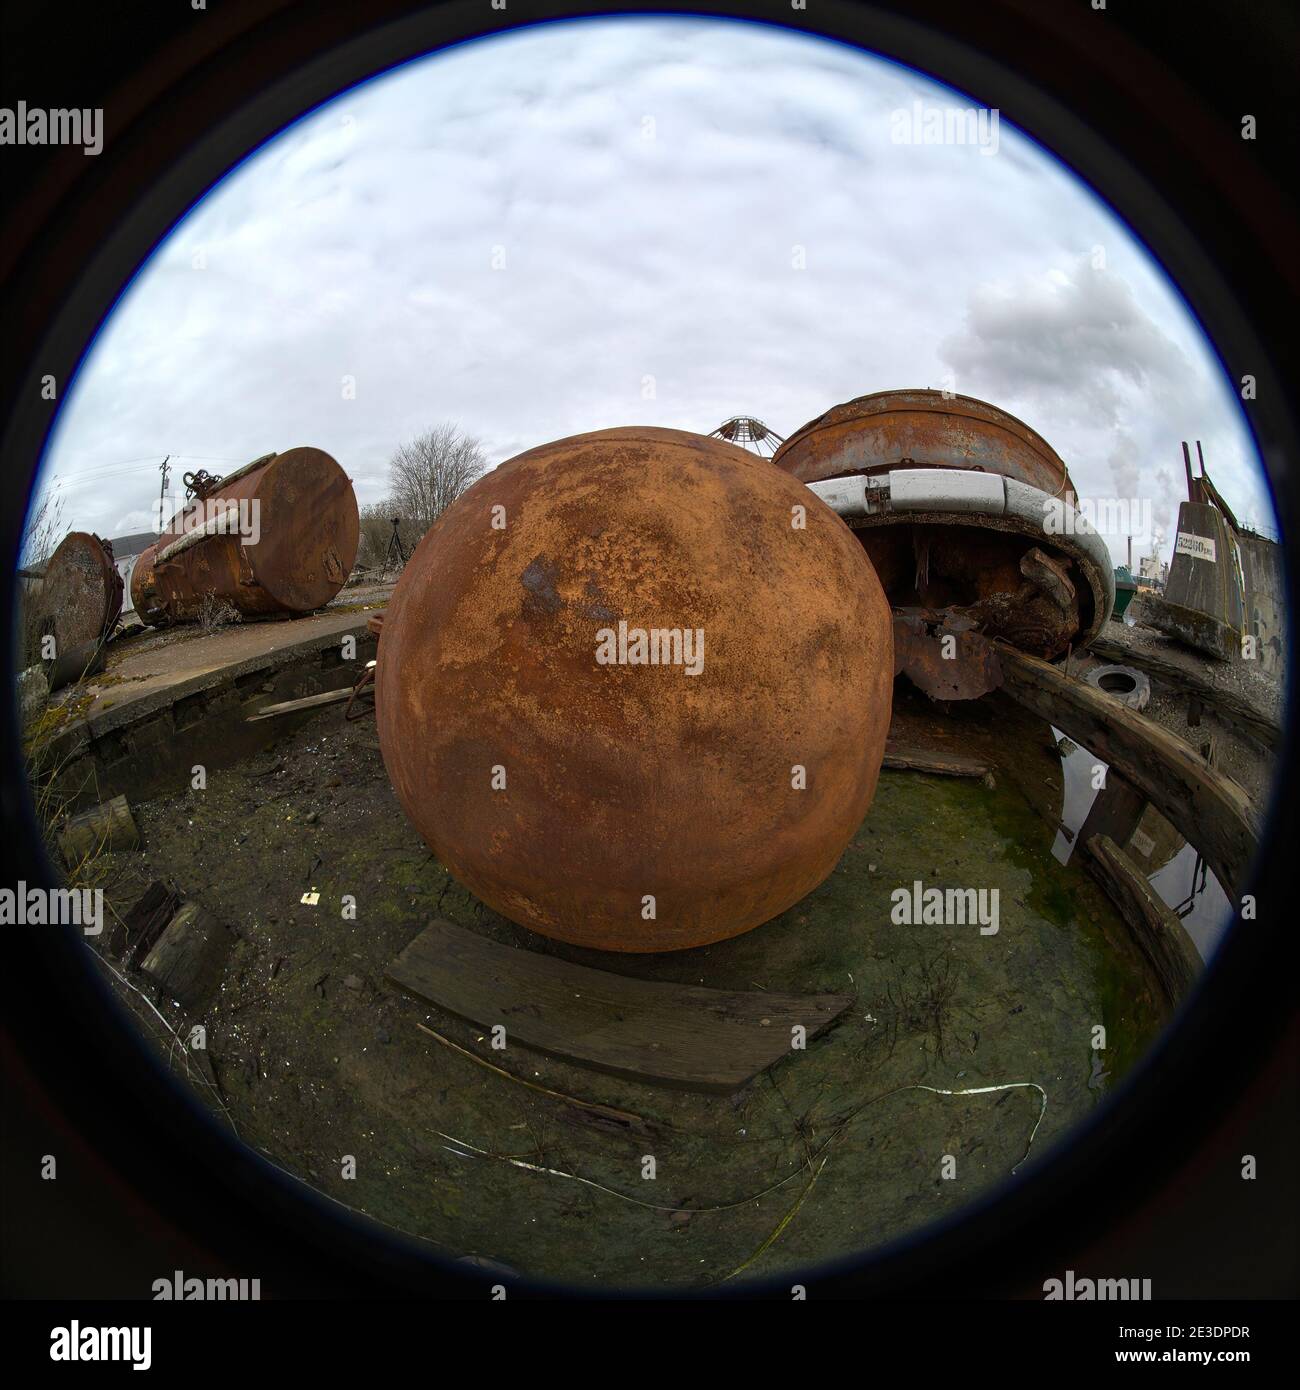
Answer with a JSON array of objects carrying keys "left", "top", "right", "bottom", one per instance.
[{"left": 93, "top": 689, "right": 1164, "bottom": 1289}]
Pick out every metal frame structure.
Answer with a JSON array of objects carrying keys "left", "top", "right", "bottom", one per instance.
[{"left": 708, "top": 416, "right": 786, "bottom": 458}]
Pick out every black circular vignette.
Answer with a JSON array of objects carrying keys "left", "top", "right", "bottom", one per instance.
[{"left": 0, "top": 0, "right": 1295, "bottom": 1301}]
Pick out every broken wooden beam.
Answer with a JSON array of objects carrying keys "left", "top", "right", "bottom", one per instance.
[
  {"left": 995, "top": 643, "right": 1260, "bottom": 903},
  {"left": 140, "top": 901, "right": 233, "bottom": 1010},
  {"left": 387, "top": 920, "right": 853, "bottom": 1093},
  {"left": 1084, "top": 834, "right": 1202, "bottom": 1006},
  {"left": 59, "top": 793, "right": 140, "bottom": 868}
]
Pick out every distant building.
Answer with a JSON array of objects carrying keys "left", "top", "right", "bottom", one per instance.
[
  {"left": 1136, "top": 551, "right": 1168, "bottom": 590},
  {"left": 107, "top": 531, "right": 157, "bottom": 613}
]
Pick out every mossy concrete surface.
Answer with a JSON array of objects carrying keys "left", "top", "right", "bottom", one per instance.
[{"left": 93, "top": 689, "right": 1164, "bottom": 1289}]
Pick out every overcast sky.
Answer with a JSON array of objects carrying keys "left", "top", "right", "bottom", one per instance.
[{"left": 37, "top": 15, "right": 1277, "bottom": 562}]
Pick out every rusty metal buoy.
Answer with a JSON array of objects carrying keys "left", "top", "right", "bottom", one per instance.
[{"left": 376, "top": 426, "right": 894, "bottom": 952}]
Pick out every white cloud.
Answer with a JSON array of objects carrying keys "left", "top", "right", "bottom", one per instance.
[{"left": 39, "top": 15, "right": 1274, "bottom": 558}]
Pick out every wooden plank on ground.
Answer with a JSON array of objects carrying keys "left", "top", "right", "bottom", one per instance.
[
  {"left": 1084, "top": 835, "right": 1202, "bottom": 1006},
  {"left": 883, "top": 741, "right": 990, "bottom": 778},
  {"left": 996, "top": 643, "right": 1260, "bottom": 903},
  {"left": 246, "top": 688, "right": 351, "bottom": 721},
  {"left": 386, "top": 920, "right": 853, "bottom": 1094}
]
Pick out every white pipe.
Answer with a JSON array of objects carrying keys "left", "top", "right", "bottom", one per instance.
[{"left": 807, "top": 468, "right": 1115, "bottom": 629}]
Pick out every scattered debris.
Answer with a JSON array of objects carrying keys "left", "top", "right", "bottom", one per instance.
[
  {"left": 60, "top": 793, "right": 140, "bottom": 868},
  {"left": 118, "top": 880, "right": 181, "bottom": 966},
  {"left": 140, "top": 901, "right": 234, "bottom": 1011}
]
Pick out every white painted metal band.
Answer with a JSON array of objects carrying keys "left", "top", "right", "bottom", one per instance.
[{"left": 807, "top": 469, "right": 1115, "bottom": 631}]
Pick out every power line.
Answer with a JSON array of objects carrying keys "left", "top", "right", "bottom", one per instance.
[{"left": 45, "top": 453, "right": 248, "bottom": 483}]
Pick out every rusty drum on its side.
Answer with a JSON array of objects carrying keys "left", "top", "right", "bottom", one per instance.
[
  {"left": 376, "top": 426, "right": 894, "bottom": 953},
  {"left": 36, "top": 531, "right": 123, "bottom": 652},
  {"left": 131, "top": 447, "right": 358, "bottom": 625}
]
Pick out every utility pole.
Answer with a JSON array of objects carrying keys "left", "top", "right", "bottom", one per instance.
[{"left": 158, "top": 455, "right": 171, "bottom": 530}]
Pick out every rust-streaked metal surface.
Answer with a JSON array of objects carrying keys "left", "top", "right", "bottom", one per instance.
[
  {"left": 131, "top": 447, "right": 358, "bottom": 625},
  {"left": 376, "top": 426, "right": 894, "bottom": 953},
  {"left": 37, "top": 531, "right": 123, "bottom": 652},
  {"left": 775, "top": 390, "right": 1094, "bottom": 681},
  {"left": 773, "top": 388, "right": 1075, "bottom": 495},
  {"left": 893, "top": 613, "right": 1003, "bottom": 701}
]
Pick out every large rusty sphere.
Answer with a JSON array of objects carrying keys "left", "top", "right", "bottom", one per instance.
[{"left": 376, "top": 426, "right": 893, "bottom": 952}]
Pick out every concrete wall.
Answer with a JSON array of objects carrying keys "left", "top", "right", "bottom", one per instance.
[{"left": 1237, "top": 532, "right": 1287, "bottom": 679}]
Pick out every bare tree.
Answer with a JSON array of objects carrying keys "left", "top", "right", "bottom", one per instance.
[
  {"left": 357, "top": 501, "right": 396, "bottom": 568},
  {"left": 388, "top": 424, "right": 487, "bottom": 539}
]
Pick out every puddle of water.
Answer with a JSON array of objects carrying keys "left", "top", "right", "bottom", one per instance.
[
  {"left": 1149, "top": 842, "right": 1231, "bottom": 959},
  {"left": 1050, "top": 725, "right": 1103, "bottom": 863},
  {"left": 1044, "top": 724, "right": 1231, "bottom": 961}
]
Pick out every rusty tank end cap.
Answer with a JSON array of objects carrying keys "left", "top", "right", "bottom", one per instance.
[
  {"left": 775, "top": 387, "right": 1070, "bottom": 480},
  {"left": 39, "top": 530, "right": 124, "bottom": 646},
  {"left": 246, "top": 446, "right": 360, "bottom": 612}
]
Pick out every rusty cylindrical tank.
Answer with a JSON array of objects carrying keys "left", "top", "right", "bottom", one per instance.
[
  {"left": 36, "top": 531, "right": 123, "bottom": 653},
  {"left": 376, "top": 426, "right": 894, "bottom": 953},
  {"left": 131, "top": 447, "right": 358, "bottom": 625}
]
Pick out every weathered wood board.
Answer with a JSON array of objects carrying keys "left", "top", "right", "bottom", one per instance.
[
  {"left": 883, "top": 741, "right": 991, "bottom": 778},
  {"left": 1075, "top": 769, "right": 1147, "bottom": 852},
  {"left": 140, "top": 902, "right": 232, "bottom": 1010},
  {"left": 247, "top": 687, "right": 352, "bottom": 721},
  {"left": 119, "top": 879, "right": 181, "bottom": 965},
  {"left": 387, "top": 920, "right": 853, "bottom": 1093},
  {"left": 996, "top": 644, "right": 1260, "bottom": 903},
  {"left": 60, "top": 793, "right": 140, "bottom": 868}
]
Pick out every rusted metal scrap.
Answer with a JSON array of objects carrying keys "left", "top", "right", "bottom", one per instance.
[
  {"left": 774, "top": 389, "right": 1113, "bottom": 698},
  {"left": 375, "top": 425, "right": 894, "bottom": 953},
  {"left": 131, "top": 447, "right": 359, "bottom": 626},
  {"left": 892, "top": 611, "right": 1003, "bottom": 702},
  {"left": 775, "top": 387, "right": 1071, "bottom": 492}
]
